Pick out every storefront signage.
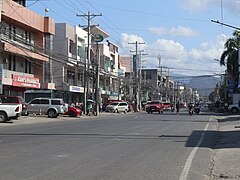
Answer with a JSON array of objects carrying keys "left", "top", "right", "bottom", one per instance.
[
  {"left": 12, "top": 75, "right": 40, "bottom": 88},
  {"left": 69, "top": 85, "right": 84, "bottom": 93},
  {"left": 93, "top": 34, "right": 104, "bottom": 43}
]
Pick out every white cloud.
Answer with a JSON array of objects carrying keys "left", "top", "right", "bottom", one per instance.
[
  {"left": 119, "top": 33, "right": 226, "bottom": 76},
  {"left": 148, "top": 26, "right": 198, "bottom": 37},
  {"left": 120, "top": 33, "right": 146, "bottom": 50},
  {"left": 178, "top": 0, "right": 216, "bottom": 12},
  {"left": 178, "top": 0, "right": 240, "bottom": 15}
]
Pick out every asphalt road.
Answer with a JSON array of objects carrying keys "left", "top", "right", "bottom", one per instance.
[{"left": 0, "top": 110, "right": 219, "bottom": 180}]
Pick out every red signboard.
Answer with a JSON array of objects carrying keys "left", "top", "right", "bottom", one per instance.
[{"left": 12, "top": 75, "right": 40, "bottom": 89}]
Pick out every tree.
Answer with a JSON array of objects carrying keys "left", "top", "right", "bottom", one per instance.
[{"left": 220, "top": 30, "right": 240, "bottom": 86}]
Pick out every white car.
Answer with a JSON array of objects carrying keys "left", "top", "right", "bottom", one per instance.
[{"left": 106, "top": 102, "right": 128, "bottom": 113}]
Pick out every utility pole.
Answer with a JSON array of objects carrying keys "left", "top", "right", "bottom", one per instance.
[
  {"left": 129, "top": 41, "right": 145, "bottom": 112},
  {"left": 77, "top": 12, "right": 102, "bottom": 114},
  {"left": 138, "top": 52, "right": 148, "bottom": 110}
]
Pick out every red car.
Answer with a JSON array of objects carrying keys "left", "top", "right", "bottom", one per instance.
[
  {"left": 145, "top": 101, "right": 164, "bottom": 114},
  {"left": 65, "top": 106, "right": 82, "bottom": 117}
]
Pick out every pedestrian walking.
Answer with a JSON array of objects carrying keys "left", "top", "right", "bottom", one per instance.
[{"left": 176, "top": 101, "right": 180, "bottom": 115}]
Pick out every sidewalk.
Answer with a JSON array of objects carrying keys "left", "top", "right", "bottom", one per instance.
[
  {"left": 0, "top": 111, "right": 123, "bottom": 127},
  {"left": 211, "top": 114, "right": 240, "bottom": 179}
]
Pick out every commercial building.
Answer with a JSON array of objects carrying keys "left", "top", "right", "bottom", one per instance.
[{"left": 0, "top": 0, "right": 55, "bottom": 100}]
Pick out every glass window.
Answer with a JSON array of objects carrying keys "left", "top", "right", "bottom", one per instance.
[
  {"left": 119, "top": 103, "right": 127, "bottom": 106},
  {"left": 30, "top": 99, "right": 41, "bottom": 104},
  {"left": 0, "top": 97, "right": 19, "bottom": 103},
  {"left": 51, "top": 100, "right": 61, "bottom": 105},
  {"left": 40, "top": 99, "right": 49, "bottom": 104}
]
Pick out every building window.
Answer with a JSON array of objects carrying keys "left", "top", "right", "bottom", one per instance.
[
  {"left": 25, "top": 59, "right": 27, "bottom": 73},
  {"left": 13, "top": 26, "right": 16, "bottom": 41},
  {"left": 67, "top": 70, "right": 75, "bottom": 84},
  {"left": 25, "top": 31, "right": 28, "bottom": 44},
  {"left": 8, "top": 54, "right": 11, "bottom": 70},
  {"left": 29, "top": 61, "right": 31, "bottom": 74},
  {"left": 13, "top": 55, "right": 16, "bottom": 71},
  {"left": 29, "top": 32, "right": 31, "bottom": 45},
  {"left": 146, "top": 74, "right": 152, "bottom": 79},
  {"left": 69, "top": 40, "right": 74, "bottom": 54},
  {"left": 9, "top": 25, "right": 12, "bottom": 39},
  {"left": 25, "top": 60, "right": 32, "bottom": 73}
]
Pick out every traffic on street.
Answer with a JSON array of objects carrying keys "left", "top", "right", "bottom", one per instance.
[{"left": 0, "top": 107, "right": 232, "bottom": 180}]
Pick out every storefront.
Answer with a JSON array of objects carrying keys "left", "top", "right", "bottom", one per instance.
[{"left": 3, "top": 73, "right": 40, "bottom": 97}]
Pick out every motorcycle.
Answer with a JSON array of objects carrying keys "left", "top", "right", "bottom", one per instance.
[
  {"left": 194, "top": 107, "right": 200, "bottom": 114},
  {"left": 188, "top": 107, "right": 194, "bottom": 115}
]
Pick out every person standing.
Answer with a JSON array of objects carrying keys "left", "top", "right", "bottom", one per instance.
[{"left": 176, "top": 101, "right": 180, "bottom": 114}]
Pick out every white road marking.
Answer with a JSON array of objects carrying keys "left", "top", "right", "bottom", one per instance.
[
  {"left": 179, "top": 117, "right": 213, "bottom": 180},
  {"left": 56, "top": 154, "right": 69, "bottom": 158}
]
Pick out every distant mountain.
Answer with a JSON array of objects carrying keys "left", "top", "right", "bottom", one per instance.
[
  {"left": 189, "top": 76, "right": 220, "bottom": 96},
  {"left": 170, "top": 74, "right": 220, "bottom": 97}
]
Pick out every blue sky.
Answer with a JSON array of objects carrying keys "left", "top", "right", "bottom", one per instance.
[{"left": 28, "top": 0, "right": 240, "bottom": 76}]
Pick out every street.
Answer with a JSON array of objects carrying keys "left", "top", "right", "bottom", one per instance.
[{"left": 0, "top": 111, "right": 219, "bottom": 180}]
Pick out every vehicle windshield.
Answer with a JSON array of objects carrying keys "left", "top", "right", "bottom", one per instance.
[
  {"left": 110, "top": 102, "right": 119, "bottom": 106},
  {"left": 147, "top": 101, "right": 160, "bottom": 104}
]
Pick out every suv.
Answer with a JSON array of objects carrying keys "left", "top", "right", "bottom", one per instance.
[
  {"left": 106, "top": 102, "right": 128, "bottom": 113},
  {"left": 26, "top": 98, "right": 68, "bottom": 118},
  {"left": 145, "top": 100, "right": 164, "bottom": 114}
]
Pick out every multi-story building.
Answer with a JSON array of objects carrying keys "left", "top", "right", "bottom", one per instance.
[
  {"left": 119, "top": 56, "right": 133, "bottom": 101},
  {"left": 51, "top": 23, "right": 88, "bottom": 104},
  {"left": 92, "top": 40, "right": 121, "bottom": 104},
  {"left": 141, "top": 68, "right": 174, "bottom": 102},
  {"left": 0, "top": 0, "right": 55, "bottom": 100},
  {"left": 51, "top": 23, "right": 122, "bottom": 105}
]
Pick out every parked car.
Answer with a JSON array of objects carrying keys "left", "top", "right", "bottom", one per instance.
[
  {"left": 26, "top": 98, "right": 68, "bottom": 118},
  {"left": 145, "top": 100, "right": 164, "bottom": 114},
  {"left": 64, "top": 106, "right": 82, "bottom": 117},
  {"left": 108, "top": 100, "right": 132, "bottom": 112},
  {"left": 106, "top": 102, "right": 128, "bottom": 113},
  {"left": 0, "top": 102, "right": 22, "bottom": 123},
  {"left": 0, "top": 95, "right": 23, "bottom": 118}
]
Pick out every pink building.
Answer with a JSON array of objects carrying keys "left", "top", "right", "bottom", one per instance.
[{"left": 0, "top": 0, "right": 55, "bottom": 97}]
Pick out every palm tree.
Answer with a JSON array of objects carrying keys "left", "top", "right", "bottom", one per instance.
[{"left": 220, "top": 30, "right": 240, "bottom": 89}]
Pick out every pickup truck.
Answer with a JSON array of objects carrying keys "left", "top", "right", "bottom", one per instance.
[
  {"left": 0, "top": 104, "right": 22, "bottom": 122},
  {"left": 145, "top": 100, "right": 164, "bottom": 114}
]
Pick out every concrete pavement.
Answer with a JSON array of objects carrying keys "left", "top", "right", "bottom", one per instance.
[
  {"left": 211, "top": 114, "right": 240, "bottom": 179},
  {"left": 2, "top": 111, "right": 240, "bottom": 179},
  {"left": 0, "top": 111, "right": 123, "bottom": 127}
]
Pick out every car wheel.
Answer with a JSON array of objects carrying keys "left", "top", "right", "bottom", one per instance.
[
  {"left": 151, "top": 111, "right": 153, "bottom": 114},
  {"left": 69, "top": 111, "right": 77, "bottom": 117},
  {"left": 47, "top": 109, "right": 57, "bottom": 118},
  {"left": 124, "top": 109, "right": 127, "bottom": 114},
  {"left": 231, "top": 107, "right": 238, "bottom": 114},
  {"left": 0, "top": 112, "right": 7, "bottom": 123}
]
